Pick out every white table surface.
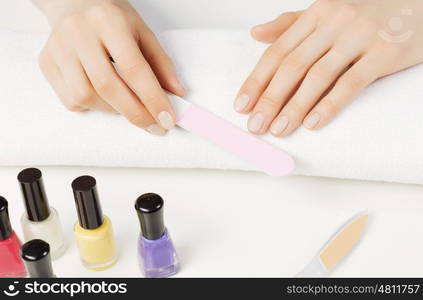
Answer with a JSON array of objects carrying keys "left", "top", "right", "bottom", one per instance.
[{"left": 1, "top": 0, "right": 423, "bottom": 278}]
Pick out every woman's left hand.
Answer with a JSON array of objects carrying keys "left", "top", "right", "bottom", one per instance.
[{"left": 235, "top": 0, "right": 423, "bottom": 137}]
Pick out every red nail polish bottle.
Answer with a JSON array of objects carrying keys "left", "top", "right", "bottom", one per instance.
[{"left": 0, "top": 196, "right": 27, "bottom": 278}]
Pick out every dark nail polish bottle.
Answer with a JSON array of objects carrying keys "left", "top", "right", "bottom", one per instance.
[
  {"left": 20, "top": 239, "right": 55, "bottom": 278},
  {"left": 135, "top": 193, "right": 179, "bottom": 278}
]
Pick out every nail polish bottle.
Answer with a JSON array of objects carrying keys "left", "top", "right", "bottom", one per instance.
[
  {"left": 72, "top": 175, "right": 118, "bottom": 271},
  {"left": 135, "top": 193, "right": 179, "bottom": 278},
  {"left": 0, "top": 196, "right": 27, "bottom": 278},
  {"left": 18, "top": 168, "right": 66, "bottom": 260},
  {"left": 20, "top": 239, "right": 55, "bottom": 278}
]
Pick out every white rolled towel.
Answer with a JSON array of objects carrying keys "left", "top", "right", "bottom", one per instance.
[{"left": 1, "top": 29, "right": 423, "bottom": 184}]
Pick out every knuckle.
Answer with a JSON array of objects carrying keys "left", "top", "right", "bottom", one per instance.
[
  {"left": 91, "top": 73, "right": 116, "bottom": 95},
  {"left": 140, "top": 95, "right": 158, "bottom": 106},
  {"left": 281, "top": 52, "right": 308, "bottom": 73},
  {"left": 62, "top": 14, "right": 84, "bottom": 32},
  {"left": 138, "top": 26, "right": 155, "bottom": 39},
  {"left": 278, "top": 12, "right": 291, "bottom": 18},
  {"left": 128, "top": 113, "right": 147, "bottom": 128},
  {"left": 150, "top": 53, "right": 172, "bottom": 70},
  {"left": 322, "top": 97, "right": 339, "bottom": 115},
  {"left": 73, "top": 87, "right": 95, "bottom": 107},
  {"left": 38, "top": 49, "right": 56, "bottom": 79},
  {"left": 46, "top": 35, "right": 63, "bottom": 54},
  {"left": 259, "top": 93, "right": 282, "bottom": 108},
  {"left": 263, "top": 45, "right": 286, "bottom": 64},
  {"left": 284, "top": 101, "right": 306, "bottom": 122},
  {"left": 343, "top": 71, "right": 368, "bottom": 91},
  {"left": 311, "top": 0, "right": 336, "bottom": 13},
  {"left": 277, "top": 11, "right": 297, "bottom": 22},
  {"left": 244, "top": 76, "right": 262, "bottom": 90},
  {"left": 308, "top": 61, "right": 337, "bottom": 82},
  {"left": 119, "top": 59, "right": 147, "bottom": 75}
]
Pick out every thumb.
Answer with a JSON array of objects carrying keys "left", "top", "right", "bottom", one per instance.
[{"left": 251, "top": 11, "right": 302, "bottom": 43}]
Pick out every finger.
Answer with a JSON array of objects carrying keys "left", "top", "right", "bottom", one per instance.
[
  {"left": 303, "top": 51, "right": 383, "bottom": 130},
  {"left": 38, "top": 48, "right": 84, "bottom": 112},
  {"left": 68, "top": 23, "right": 162, "bottom": 133},
  {"left": 91, "top": 5, "right": 176, "bottom": 130},
  {"left": 247, "top": 28, "right": 335, "bottom": 134},
  {"left": 247, "top": 5, "right": 359, "bottom": 134},
  {"left": 135, "top": 18, "right": 186, "bottom": 96},
  {"left": 103, "top": 1, "right": 185, "bottom": 95},
  {"left": 234, "top": 11, "right": 317, "bottom": 114},
  {"left": 270, "top": 38, "right": 366, "bottom": 137},
  {"left": 50, "top": 46, "right": 117, "bottom": 114},
  {"left": 251, "top": 11, "right": 302, "bottom": 43}
]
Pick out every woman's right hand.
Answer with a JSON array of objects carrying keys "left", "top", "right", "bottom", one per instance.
[{"left": 33, "top": 0, "right": 185, "bottom": 135}]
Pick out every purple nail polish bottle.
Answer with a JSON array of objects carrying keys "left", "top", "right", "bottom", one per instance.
[{"left": 135, "top": 193, "right": 179, "bottom": 278}]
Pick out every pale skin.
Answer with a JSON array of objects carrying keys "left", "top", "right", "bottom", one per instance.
[
  {"left": 35, "top": 0, "right": 423, "bottom": 137},
  {"left": 33, "top": 0, "right": 185, "bottom": 136},
  {"left": 236, "top": 0, "right": 423, "bottom": 136}
]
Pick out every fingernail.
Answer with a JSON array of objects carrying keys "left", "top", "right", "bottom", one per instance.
[
  {"left": 248, "top": 113, "right": 265, "bottom": 133},
  {"left": 304, "top": 113, "right": 321, "bottom": 129},
  {"left": 146, "top": 124, "right": 167, "bottom": 136},
  {"left": 234, "top": 94, "right": 250, "bottom": 112},
  {"left": 270, "top": 116, "right": 289, "bottom": 135},
  {"left": 158, "top": 111, "right": 175, "bottom": 130}
]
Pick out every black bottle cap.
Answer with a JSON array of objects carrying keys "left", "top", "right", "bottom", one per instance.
[
  {"left": 0, "top": 196, "right": 13, "bottom": 241},
  {"left": 17, "top": 168, "right": 51, "bottom": 222},
  {"left": 20, "top": 239, "right": 55, "bottom": 278},
  {"left": 135, "top": 193, "right": 165, "bottom": 240},
  {"left": 72, "top": 176, "right": 104, "bottom": 230}
]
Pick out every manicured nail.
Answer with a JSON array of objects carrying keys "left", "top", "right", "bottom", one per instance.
[
  {"left": 304, "top": 113, "right": 321, "bottom": 129},
  {"left": 146, "top": 124, "right": 167, "bottom": 136},
  {"left": 248, "top": 113, "right": 265, "bottom": 133},
  {"left": 158, "top": 111, "right": 175, "bottom": 130},
  {"left": 234, "top": 94, "right": 250, "bottom": 112},
  {"left": 270, "top": 116, "right": 288, "bottom": 135}
]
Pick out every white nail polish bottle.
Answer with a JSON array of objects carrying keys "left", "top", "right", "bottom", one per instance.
[{"left": 18, "top": 168, "right": 66, "bottom": 260}]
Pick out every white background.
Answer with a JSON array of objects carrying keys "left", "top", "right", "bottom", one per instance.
[{"left": 1, "top": 0, "right": 423, "bottom": 277}]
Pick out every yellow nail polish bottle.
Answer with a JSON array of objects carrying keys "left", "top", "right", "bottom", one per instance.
[{"left": 72, "top": 176, "right": 118, "bottom": 271}]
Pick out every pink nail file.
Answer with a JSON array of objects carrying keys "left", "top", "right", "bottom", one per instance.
[{"left": 168, "top": 94, "right": 295, "bottom": 176}]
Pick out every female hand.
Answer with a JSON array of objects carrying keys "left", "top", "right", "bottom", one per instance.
[
  {"left": 235, "top": 0, "right": 423, "bottom": 137},
  {"left": 33, "top": 0, "right": 185, "bottom": 135}
]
